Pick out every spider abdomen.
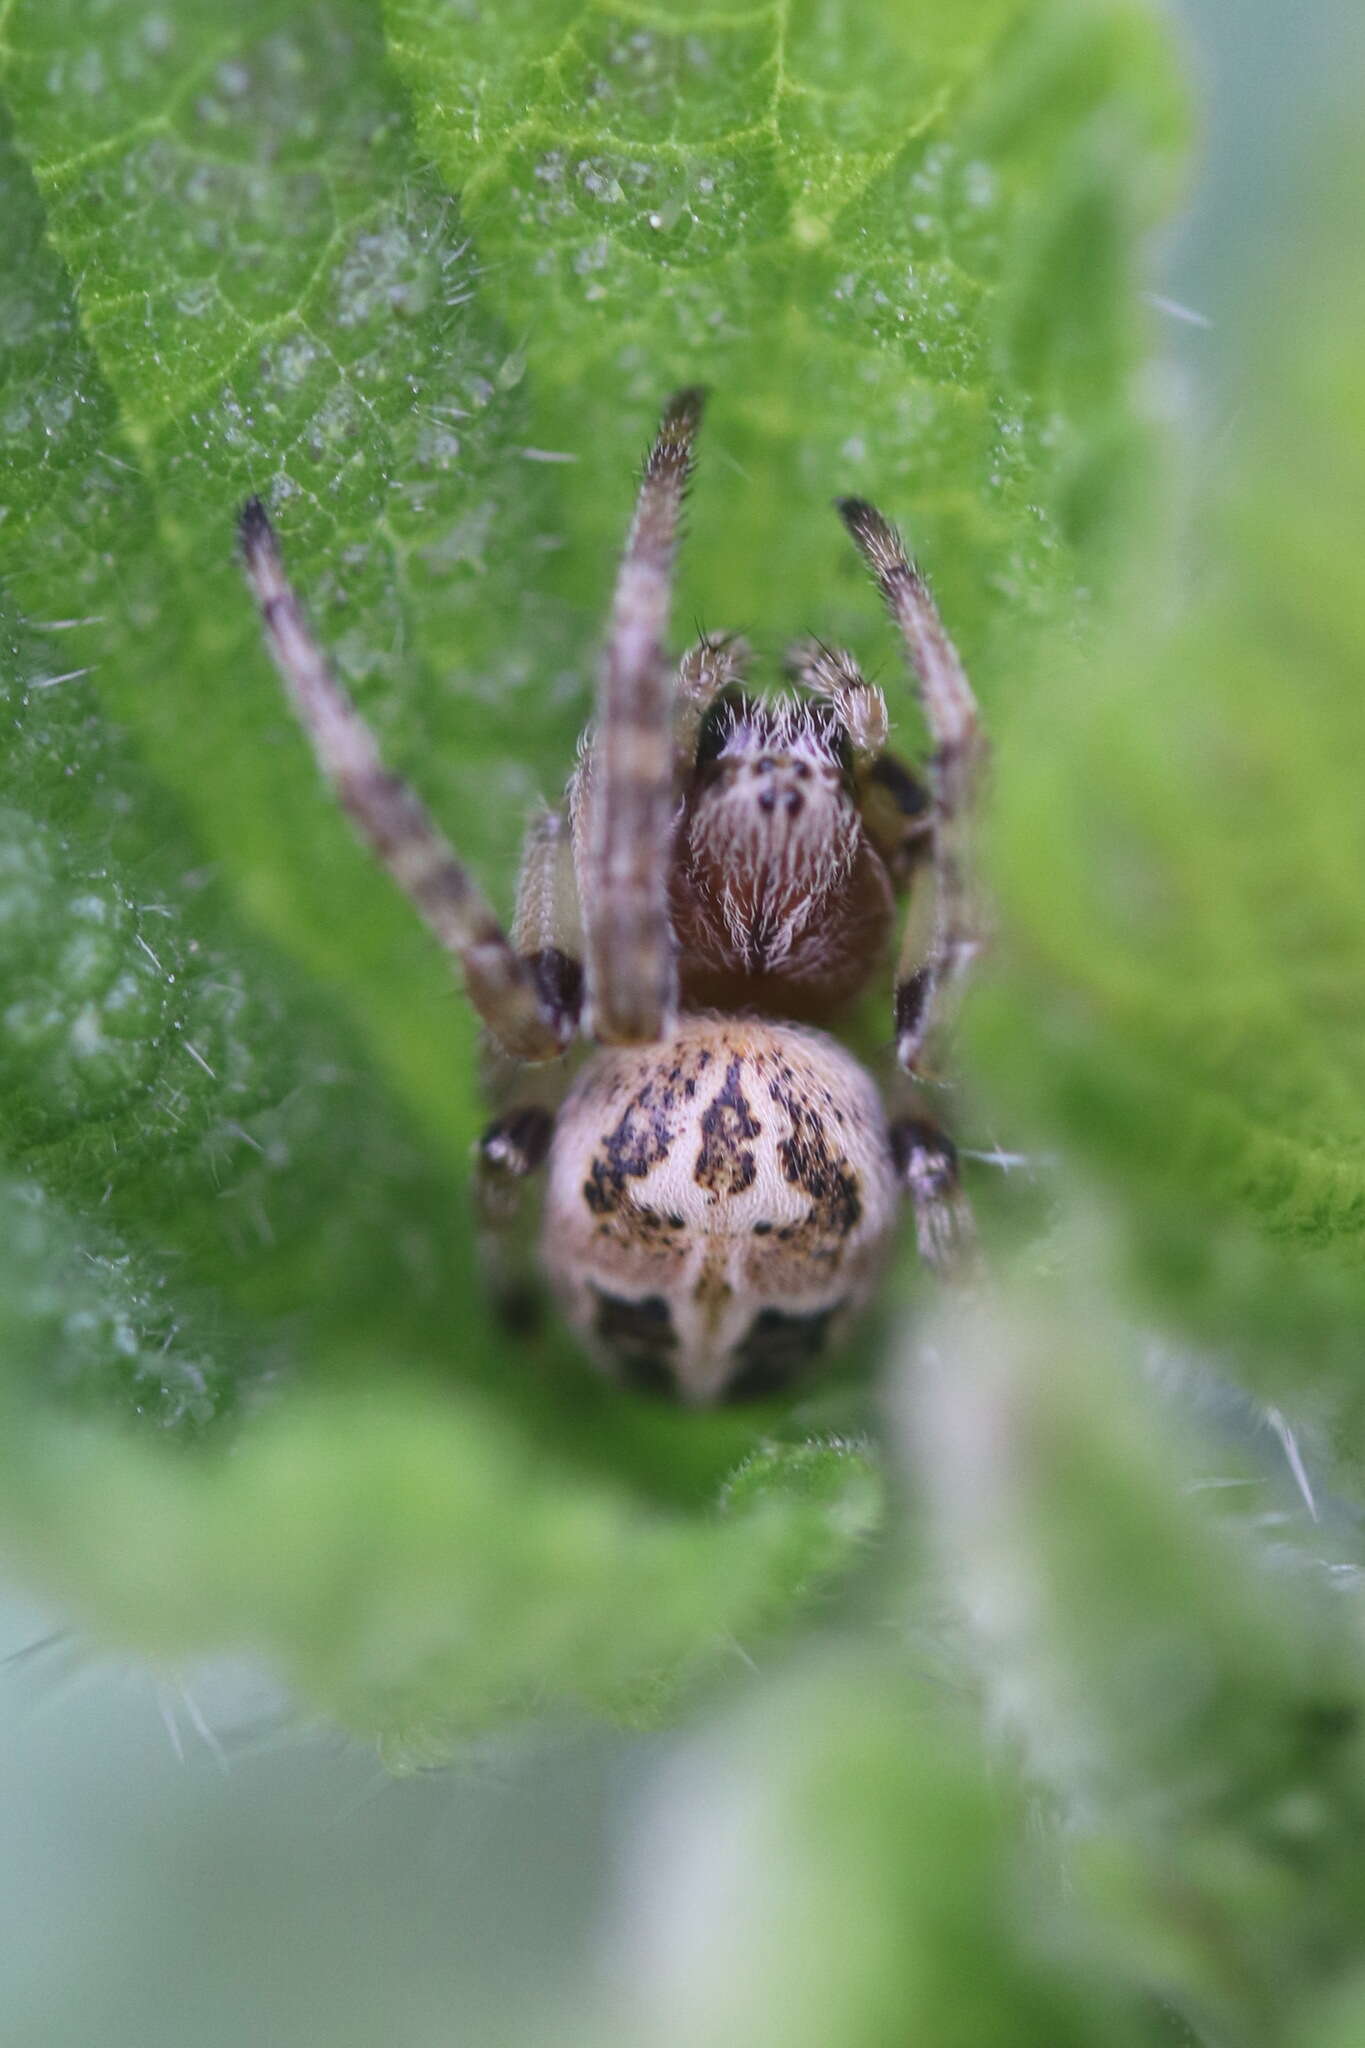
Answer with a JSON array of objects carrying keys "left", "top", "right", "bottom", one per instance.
[{"left": 541, "top": 1014, "right": 899, "bottom": 1403}]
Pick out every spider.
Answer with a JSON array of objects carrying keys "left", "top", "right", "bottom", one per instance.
[{"left": 239, "top": 390, "right": 986, "bottom": 1405}]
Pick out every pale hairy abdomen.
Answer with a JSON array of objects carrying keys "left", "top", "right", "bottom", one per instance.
[{"left": 541, "top": 1014, "right": 899, "bottom": 1403}]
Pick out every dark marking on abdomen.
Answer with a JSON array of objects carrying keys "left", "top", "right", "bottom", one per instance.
[
  {"left": 583, "top": 1085, "right": 674, "bottom": 1216},
  {"left": 694, "top": 1057, "right": 761, "bottom": 1197},
  {"left": 726, "top": 1304, "right": 839, "bottom": 1402},
  {"left": 592, "top": 1286, "right": 678, "bottom": 1400},
  {"left": 772, "top": 1092, "right": 862, "bottom": 1237}
]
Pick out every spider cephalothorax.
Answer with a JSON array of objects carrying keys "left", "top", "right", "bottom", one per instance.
[
  {"left": 240, "top": 391, "right": 985, "bottom": 1404},
  {"left": 673, "top": 693, "right": 895, "bottom": 1018}
]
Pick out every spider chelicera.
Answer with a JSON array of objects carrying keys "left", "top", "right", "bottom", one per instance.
[{"left": 240, "top": 390, "right": 986, "bottom": 1404}]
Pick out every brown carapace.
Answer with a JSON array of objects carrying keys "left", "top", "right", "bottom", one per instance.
[{"left": 239, "top": 390, "right": 986, "bottom": 1403}]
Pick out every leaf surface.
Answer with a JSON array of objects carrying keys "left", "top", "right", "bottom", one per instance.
[
  {"left": 388, "top": 0, "right": 1185, "bottom": 674},
  {"left": 0, "top": 0, "right": 1181, "bottom": 1741},
  {"left": 973, "top": 150, "right": 1365, "bottom": 1425}
]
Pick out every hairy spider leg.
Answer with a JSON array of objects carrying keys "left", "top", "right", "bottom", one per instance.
[
  {"left": 836, "top": 498, "right": 988, "bottom": 1077},
  {"left": 474, "top": 1099, "right": 558, "bottom": 1331},
  {"left": 887, "top": 1110, "right": 980, "bottom": 1278},
  {"left": 510, "top": 804, "right": 586, "bottom": 1036},
  {"left": 582, "top": 387, "right": 705, "bottom": 1045},
  {"left": 673, "top": 629, "right": 751, "bottom": 769},
  {"left": 238, "top": 499, "right": 568, "bottom": 1063},
  {"left": 786, "top": 638, "right": 932, "bottom": 887},
  {"left": 784, "top": 637, "right": 890, "bottom": 765}
]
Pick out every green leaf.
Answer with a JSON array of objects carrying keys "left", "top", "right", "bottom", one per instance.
[
  {"left": 0, "top": 1265, "right": 883, "bottom": 1754},
  {"left": 0, "top": 0, "right": 1180, "bottom": 1744},
  {"left": 907, "top": 1260, "right": 1365, "bottom": 2044},
  {"left": 581, "top": 1650, "right": 1153, "bottom": 2048},
  {"left": 972, "top": 140, "right": 1365, "bottom": 1431},
  {"left": 388, "top": 0, "right": 1185, "bottom": 672},
  {"left": 0, "top": 4, "right": 564, "bottom": 1166}
]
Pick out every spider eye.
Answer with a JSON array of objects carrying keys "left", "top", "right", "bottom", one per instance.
[{"left": 694, "top": 686, "right": 753, "bottom": 772}]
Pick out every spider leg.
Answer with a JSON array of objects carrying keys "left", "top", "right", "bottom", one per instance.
[
  {"left": 785, "top": 638, "right": 889, "bottom": 765},
  {"left": 675, "top": 630, "right": 751, "bottom": 770},
  {"left": 238, "top": 501, "right": 567, "bottom": 1064},
  {"left": 474, "top": 1103, "right": 557, "bottom": 1331},
  {"left": 583, "top": 388, "right": 704, "bottom": 1045},
  {"left": 836, "top": 498, "right": 987, "bottom": 1076},
  {"left": 788, "top": 637, "right": 935, "bottom": 886},
  {"left": 861, "top": 751, "right": 934, "bottom": 888},
  {"left": 787, "top": 639, "right": 932, "bottom": 887},
  {"left": 888, "top": 1110, "right": 980, "bottom": 1278},
  {"left": 511, "top": 805, "right": 586, "bottom": 1042}
]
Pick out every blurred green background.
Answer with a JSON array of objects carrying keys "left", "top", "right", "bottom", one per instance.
[{"left": 0, "top": 1, "right": 1359, "bottom": 2043}]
